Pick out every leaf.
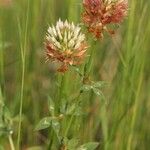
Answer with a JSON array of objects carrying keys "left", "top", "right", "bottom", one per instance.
[
  {"left": 68, "top": 138, "right": 79, "bottom": 150},
  {"left": 77, "top": 142, "right": 99, "bottom": 150},
  {"left": 93, "top": 81, "right": 108, "bottom": 89},
  {"left": 81, "top": 85, "right": 93, "bottom": 92},
  {"left": 48, "top": 96, "right": 55, "bottom": 116},
  {"left": 35, "top": 117, "right": 52, "bottom": 131},
  {"left": 52, "top": 119, "right": 61, "bottom": 142},
  {"left": 93, "top": 88, "right": 104, "bottom": 98},
  {"left": 72, "top": 66, "right": 83, "bottom": 76},
  {"left": 74, "top": 105, "right": 83, "bottom": 116},
  {"left": 60, "top": 101, "right": 67, "bottom": 114},
  {"left": 52, "top": 119, "right": 60, "bottom": 135},
  {"left": 62, "top": 138, "right": 79, "bottom": 150},
  {"left": 66, "top": 103, "right": 76, "bottom": 115}
]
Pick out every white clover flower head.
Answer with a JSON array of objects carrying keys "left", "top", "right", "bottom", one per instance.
[
  {"left": 45, "top": 19, "right": 88, "bottom": 72},
  {"left": 46, "top": 19, "right": 86, "bottom": 51}
]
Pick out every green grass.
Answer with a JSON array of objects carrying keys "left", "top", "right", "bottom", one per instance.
[{"left": 0, "top": 0, "right": 150, "bottom": 149}]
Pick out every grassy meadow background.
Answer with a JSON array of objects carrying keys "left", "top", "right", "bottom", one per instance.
[{"left": 0, "top": 0, "right": 150, "bottom": 149}]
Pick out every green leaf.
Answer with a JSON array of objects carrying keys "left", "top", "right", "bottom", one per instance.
[
  {"left": 48, "top": 96, "right": 55, "bottom": 116},
  {"left": 60, "top": 101, "right": 67, "bottom": 114},
  {"left": 68, "top": 138, "right": 79, "bottom": 150},
  {"left": 52, "top": 119, "right": 61, "bottom": 142},
  {"left": 35, "top": 117, "right": 52, "bottom": 131},
  {"left": 74, "top": 105, "right": 83, "bottom": 116},
  {"left": 77, "top": 142, "right": 99, "bottom": 150},
  {"left": 66, "top": 103, "right": 76, "bottom": 115},
  {"left": 52, "top": 119, "right": 60, "bottom": 135},
  {"left": 81, "top": 85, "right": 93, "bottom": 92},
  {"left": 72, "top": 66, "right": 83, "bottom": 76},
  {"left": 93, "top": 81, "right": 108, "bottom": 89},
  {"left": 93, "top": 88, "right": 104, "bottom": 97},
  {"left": 62, "top": 138, "right": 79, "bottom": 150}
]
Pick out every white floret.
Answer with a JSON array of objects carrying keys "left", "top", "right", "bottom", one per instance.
[{"left": 47, "top": 19, "right": 86, "bottom": 51}]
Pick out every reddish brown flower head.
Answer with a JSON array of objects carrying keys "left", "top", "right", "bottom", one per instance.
[
  {"left": 82, "top": 0, "right": 128, "bottom": 39},
  {"left": 45, "top": 19, "right": 88, "bottom": 73}
]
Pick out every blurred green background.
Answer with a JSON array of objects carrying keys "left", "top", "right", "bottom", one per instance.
[{"left": 0, "top": 0, "right": 150, "bottom": 149}]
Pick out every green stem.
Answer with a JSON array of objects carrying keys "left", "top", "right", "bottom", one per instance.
[
  {"left": 48, "top": 73, "right": 68, "bottom": 148},
  {"left": 85, "top": 41, "right": 96, "bottom": 76},
  {"left": 64, "top": 92, "right": 81, "bottom": 137},
  {"left": 64, "top": 40, "right": 97, "bottom": 138},
  {"left": 59, "top": 74, "right": 67, "bottom": 101}
]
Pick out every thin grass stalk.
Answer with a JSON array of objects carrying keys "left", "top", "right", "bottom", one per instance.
[
  {"left": 0, "top": 28, "right": 4, "bottom": 88},
  {"left": 119, "top": 0, "right": 136, "bottom": 100},
  {"left": 127, "top": 65, "right": 144, "bottom": 150},
  {"left": 100, "top": 104, "right": 108, "bottom": 150},
  {"left": 118, "top": 0, "right": 136, "bottom": 102},
  {"left": 112, "top": 37, "right": 126, "bottom": 68},
  {"left": 126, "top": 4, "right": 147, "bottom": 149},
  {"left": 127, "top": 0, "right": 136, "bottom": 54},
  {"left": 8, "top": 135, "right": 15, "bottom": 150},
  {"left": 17, "top": 1, "right": 29, "bottom": 149},
  {"left": 17, "top": 23, "right": 25, "bottom": 150}
]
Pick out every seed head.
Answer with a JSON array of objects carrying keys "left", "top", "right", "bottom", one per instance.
[
  {"left": 82, "top": 0, "right": 128, "bottom": 39},
  {"left": 45, "top": 19, "right": 88, "bottom": 72}
]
